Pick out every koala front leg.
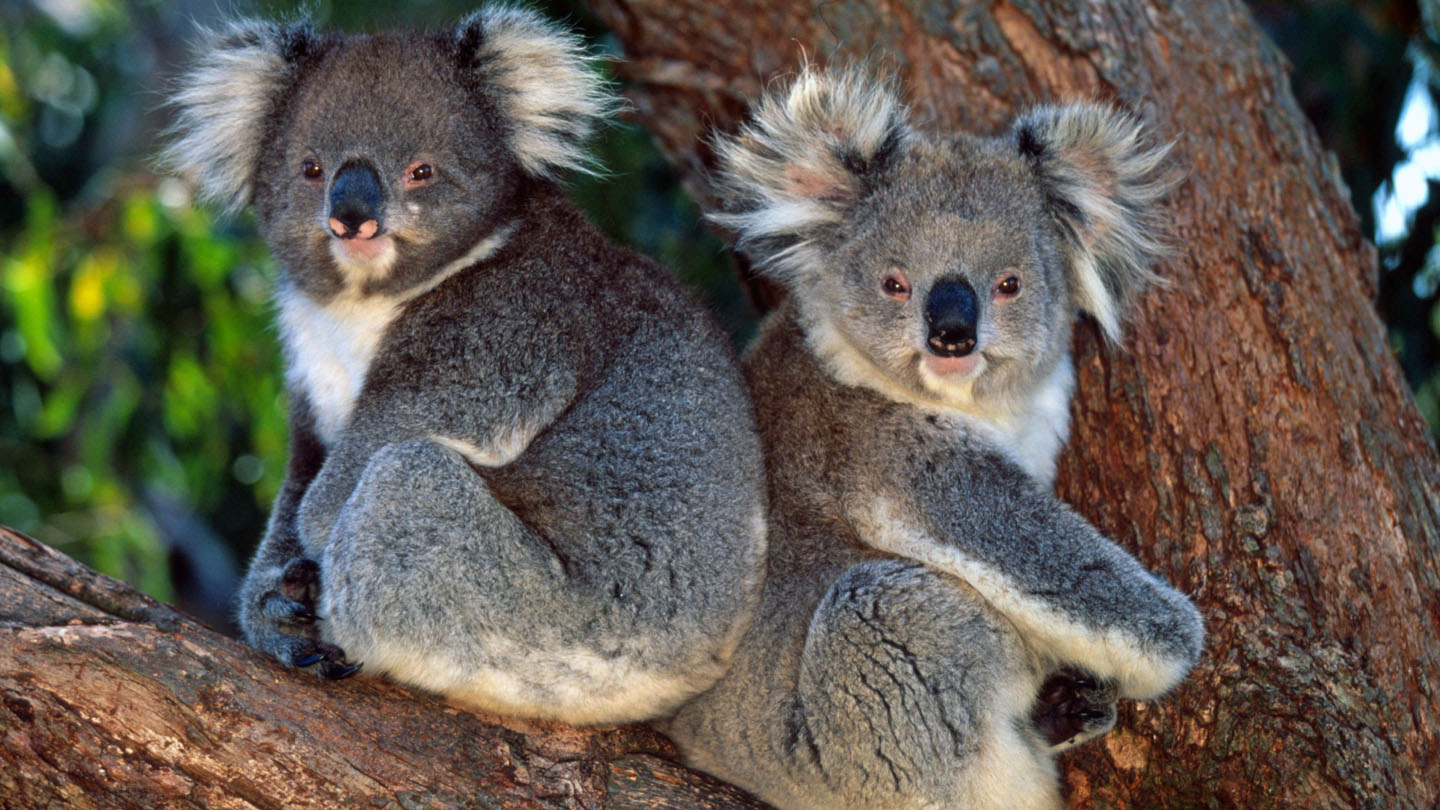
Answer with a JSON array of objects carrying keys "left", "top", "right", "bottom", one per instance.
[
  {"left": 236, "top": 398, "right": 359, "bottom": 678},
  {"left": 852, "top": 444, "right": 1204, "bottom": 701}
]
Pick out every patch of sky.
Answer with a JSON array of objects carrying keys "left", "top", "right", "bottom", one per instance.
[{"left": 1374, "top": 62, "right": 1440, "bottom": 297}]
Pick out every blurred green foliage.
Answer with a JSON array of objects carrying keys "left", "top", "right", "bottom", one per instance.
[
  {"left": 1, "top": 179, "right": 284, "bottom": 604},
  {"left": 0, "top": 0, "right": 1432, "bottom": 618},
  {"left": 0, "top": 3, "right": 288, "bottom": 607}
]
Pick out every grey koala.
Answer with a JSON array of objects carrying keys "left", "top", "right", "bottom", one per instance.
[
  {"left": 160, "top": 8, "right": 766, "bottom": 725},
  {"left": 660, "top": 69, "right": 1205, "bottom": 810}
]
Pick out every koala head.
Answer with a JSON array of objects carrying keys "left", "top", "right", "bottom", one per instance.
[
  {"left": 161, "top": 9, "right": 614, "bottom": 300},
  {"left": 712, "top": 68, "right": 1172, "bottom": 418}
]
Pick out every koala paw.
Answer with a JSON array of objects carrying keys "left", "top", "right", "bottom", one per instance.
[
  {"left": 245, "top": 558, "right": 363, "bottom": 680},
  {"left": 1032, "top": 667, "right": 1117, "bottom": 751}
]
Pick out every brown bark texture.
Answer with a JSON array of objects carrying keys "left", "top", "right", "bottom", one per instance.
[
  {"left": 0, "top": 525, "right": 770, "bottom": 810},
  {"left": 584, "top": 0, "right": 1440, "bottom": 808}
]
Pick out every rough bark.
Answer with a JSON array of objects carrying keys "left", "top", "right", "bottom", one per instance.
[
  {"left": 584, "top": 1, "right": 1440, "bottom": 808},
  {"left": 0, "top": 525, "right": 770, "bottom": 810}
]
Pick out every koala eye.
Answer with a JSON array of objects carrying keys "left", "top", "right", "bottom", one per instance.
[
  {"left": 882, "top": 271, "right": 911, "bottom": 301},
  {"left": 301, "top": 159, "right": 323, "bottom": 181},
  {"left": 406, "top": 162, "right": 435, "bottom": 187},
  {"left": 995, "top": 275, "right": 1020, "bottom": 298}
]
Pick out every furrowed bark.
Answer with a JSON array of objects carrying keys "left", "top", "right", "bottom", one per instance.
[{"left": 584, "top": 1, "right": 1440, "bottom": 807}]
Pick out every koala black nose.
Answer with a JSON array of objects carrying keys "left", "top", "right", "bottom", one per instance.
[
  {"left": 924, "top": 278, "right": 979, "bottom": 357},
  {"left": 328, "top": 162, "right": 384, "bottom": 240}
]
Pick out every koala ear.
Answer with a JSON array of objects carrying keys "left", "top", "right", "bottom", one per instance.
[
  {"left": 1013, "top": 104, "right": 1174, "bottom": 342},
  {"left": 710, "top": 66, "right": 911, "bottom": 289},
  {"left": 160, "top": 19, "right": 321, "bottom": 214},
  {"left": 455, "top": 7, "right": 617, "bottom": 179}
]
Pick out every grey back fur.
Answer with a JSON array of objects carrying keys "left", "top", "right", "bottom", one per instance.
[
  {"left": 162, "top": 7, "right": 766, "bottom": 725},
  {"left": 662, "top": 67, "right": 1203, "bottom": 810}
]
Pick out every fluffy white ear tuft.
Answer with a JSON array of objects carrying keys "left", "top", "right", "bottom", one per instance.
[
  {"left": 709, "top": 65, "right": 911, "bottom": 289},
  {"left": 1014, "top": 104, "right": 1175, "bottom": 342},
  {"left": 456, "top": 7, "right": 618, "bottom": 179},
  {"left": 160, "top": 19, "right": 314, "bottom": 214}
]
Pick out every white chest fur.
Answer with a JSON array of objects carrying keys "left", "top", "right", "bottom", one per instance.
[
  {"left": 275, "top": 225, "right": 517, "bottom": 447},
  {"left": 966, "top": 356, "right": 1074, "bottom": 487},
  {"left": 278, "top": 290, "right": 399, "bottom": 446}
]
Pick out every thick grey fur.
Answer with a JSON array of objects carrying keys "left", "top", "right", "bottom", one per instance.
[
  {"left": 661, "top": 67, "right": 1204, "bottom": 810},
  {"left": 161, "top": 8, "right": 766, "bottom": 725}
]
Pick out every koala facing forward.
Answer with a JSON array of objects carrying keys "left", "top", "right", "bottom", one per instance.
[
  {"left": 163, "top": 9, "right": 766, "bottom": 725},
  {"left": 661, "top": 69, "right": 1204, "bottom": 810}
]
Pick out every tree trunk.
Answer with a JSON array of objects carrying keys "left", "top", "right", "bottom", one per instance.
[
  {"left": 0, "top": 525, "right": 770, "bottom": 810},
  {"left": 584, "top": 1, "right": 1440, "bottom": 807}
]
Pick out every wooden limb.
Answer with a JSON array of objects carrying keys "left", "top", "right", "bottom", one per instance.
[{"left": 0, "top": 525, "right": 771, "bottom": 810}]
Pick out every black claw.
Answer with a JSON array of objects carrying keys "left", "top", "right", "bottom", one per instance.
[
  {"left": 293, "top": 652, "right": 325, "bottom": 668},
  {"left": 320, "top": 660, "right": 363, "bottom": 680},
  {"left": 291, "top": 605, "right": 317, "bottom": 622}
]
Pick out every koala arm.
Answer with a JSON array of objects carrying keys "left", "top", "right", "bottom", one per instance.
[
  {"left": 849, "top": 441, "right": 1204, "bottom": 700},
  {"left": 293, "top": 347, "right": 581, "bottom": 557},
  {"left": 236, "top": 394, "right": 355, "bottom": 674}
]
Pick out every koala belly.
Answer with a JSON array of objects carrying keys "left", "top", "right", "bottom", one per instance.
[
  {"left": 335, "top": 622, "right": 716, "bottom": 725},
  {"left": 664, "top": 556, "right": 1061, "bottom": 810}
]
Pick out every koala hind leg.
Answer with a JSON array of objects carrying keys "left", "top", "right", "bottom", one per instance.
[
  {"left": 780, "top": 560, "right": 1060, "bottom": 810},
  {"left": 316, "top": 438, "right": 691, "bottom": 724}
]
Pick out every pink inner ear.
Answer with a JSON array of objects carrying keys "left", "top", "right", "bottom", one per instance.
[
  {"left": 1069, "top": 149, "right": 1120, "bottom": 197},
  {"left": 1058, "top": 148, "right": 1118, "bottom": 249},
  {"left": 785, "top": 165, "right": 847, "bottom": 199}
]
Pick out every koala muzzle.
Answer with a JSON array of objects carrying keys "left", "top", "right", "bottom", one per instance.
[
  {"left": 328, "top": 162, "right": 384, "bottom": 240},
  {"left": 924, "top": 278, "right": 979, "bottom": 357}
]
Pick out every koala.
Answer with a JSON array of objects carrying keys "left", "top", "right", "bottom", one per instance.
[
  {"left": 659, "top": 68, "right": 1205, "bottom": 810},
  {"left": 160, "top": 8, "right": 767, "bottom": 726}
]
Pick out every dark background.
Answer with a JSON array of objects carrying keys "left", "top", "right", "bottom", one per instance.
[{"left": 0, "top": 0, "right": 1431, "bottom": 629}]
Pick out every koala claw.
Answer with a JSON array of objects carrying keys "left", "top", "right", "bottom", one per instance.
[
  {"left": 286, "top": 638, "right": 361, "bottom": 680},
  {"left": 1032, "top": 667, "right": 1118, "bottom": 751},
  {"left": 321, "top": 660, "right": 363, "bottom": 680},
  {"left": 245, "top": 557, "right": 364, "bottom": 678},
  {"left": 293, "top": 652, "right": 325, "bottom": 667}
]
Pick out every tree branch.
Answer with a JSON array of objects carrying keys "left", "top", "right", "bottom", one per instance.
[{"left": 0, "top": 525, "right": 771, "bottom": 810}]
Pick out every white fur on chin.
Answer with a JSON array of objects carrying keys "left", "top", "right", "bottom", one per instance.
[
  {"left": 328, "top": 235, "right": 398, "bottom": 284},
  {"left": 805, "top": 306, "right": 1074, "bottom": 486}
]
